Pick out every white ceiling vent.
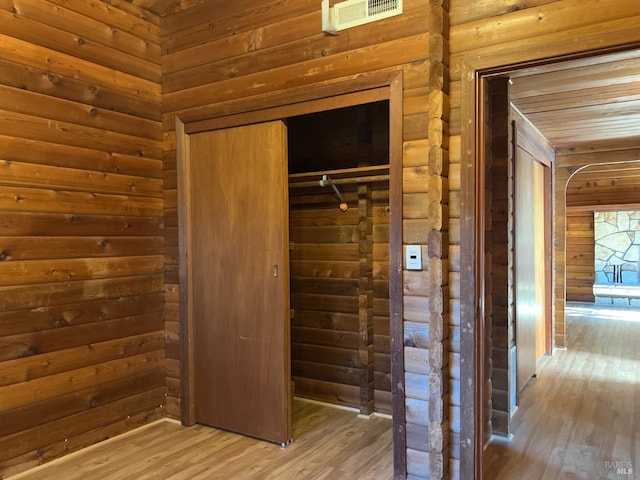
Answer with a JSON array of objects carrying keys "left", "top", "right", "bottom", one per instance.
[{"left": 322, "top": 0, "right": 403, "bottom": 34}]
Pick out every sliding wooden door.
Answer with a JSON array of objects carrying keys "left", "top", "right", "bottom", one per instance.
[
  {"left": 188, "top": 121, "right": 291, "bottom": 444},
  {"left": 514, "top": 145, "right": 547, "bottom": 395}
]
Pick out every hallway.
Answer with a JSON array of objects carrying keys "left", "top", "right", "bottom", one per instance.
[{"left": 484, "top": 303, "right": 640, "bottom": 479}]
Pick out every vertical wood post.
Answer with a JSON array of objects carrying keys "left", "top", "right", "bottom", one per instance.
[
  {"left": 358, "top": 182, "right": 375, "bottom": 416},
  {"left": 427, "top": 4, "right": 451, "bottom": 475}
]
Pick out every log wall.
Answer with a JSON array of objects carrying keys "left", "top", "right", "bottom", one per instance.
[
  {"left": 161, "top": 2, "right": 449, "bottom": 478},
  {"left": 7, "top": 0, "right": 638, "bottom": 478},
  {"left": 487, "top": 79, "right": 510, "bottom": 438},
  {"left": 289, "top": 183, "right": 391, "bottom": 414},
  {"left": 0, "top": 0, "right": 164, "bottom": 477}
]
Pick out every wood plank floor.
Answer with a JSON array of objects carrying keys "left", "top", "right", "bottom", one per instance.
[
  {"left": 484, "top": 302, "right": 640, "bottom": 480},
  {"left": 10, "top": 399, "right": 393, "bottom": 480}
]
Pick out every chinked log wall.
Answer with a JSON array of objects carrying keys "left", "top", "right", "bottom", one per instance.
[
  {"left": 161, "top": 1, "right": 450, "bottom": 478},
  {"left": 0, "top": 0, "right": 164, "bottom": 477}
]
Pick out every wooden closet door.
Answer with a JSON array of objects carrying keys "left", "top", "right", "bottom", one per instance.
[
  {"left": 188, "top": 121, "right": 291, "bottom": 444},
  {"left": 514, "top": 146, "right": 546, "bottom": 395}
]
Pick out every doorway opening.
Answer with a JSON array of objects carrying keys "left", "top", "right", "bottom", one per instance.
[
  {"left": 461, "top": 47, "right": 640, "bottom": 478},
  {"left": 478, "top": 76, "right": 554, "bottom": 444},
  {"left": 287, "top": 101, "right": 392, "bottom": 417}
]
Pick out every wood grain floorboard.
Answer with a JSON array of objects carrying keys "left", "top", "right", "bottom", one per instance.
[
  {"left": 484, "top": 302, "right": 640, "bottom": 480},
  {"left": 9, "top": 399, "right": 393, "bottom": 480}
]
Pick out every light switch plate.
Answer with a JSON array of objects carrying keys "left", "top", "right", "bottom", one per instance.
[{"left": 406, "top": 245, "right": 422, "bottom": 270}]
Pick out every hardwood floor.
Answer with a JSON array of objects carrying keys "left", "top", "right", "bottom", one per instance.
[
  {"left": 484, "top": 302, "right": 640, "bottom": 480},
  {"left": 9, "top": 399, "right": 392, "bottom": 480},
  {"left": 10, "top": 302, "right": 637, "bottom": 480}
]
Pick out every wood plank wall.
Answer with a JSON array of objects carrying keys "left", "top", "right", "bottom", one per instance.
[
  {"left": 289, "top": 184, "right": 391, "bottom": 414},
  {"left": 0, "top": 1, "right": 164, "bottom": 477},
  {"left": 449, "top": 1, "right": 640, "bottom": 477},
  {"left": 565, "top": 210, "right": 595, "bottom": 302},
  {"left": 160, "top": 2, "right": 448, "bottom": 479},
  {"left": 566, "top": 162, "right": 640, "bottom": 209}
]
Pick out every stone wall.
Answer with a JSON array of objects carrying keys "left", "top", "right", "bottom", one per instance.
[{"left": 593, "top": 211, "right": 640, "bottom": 305}]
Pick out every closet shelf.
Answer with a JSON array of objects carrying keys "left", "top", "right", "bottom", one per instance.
[{"left": 288, "top": 164, "right": 390, "bottom": 188}]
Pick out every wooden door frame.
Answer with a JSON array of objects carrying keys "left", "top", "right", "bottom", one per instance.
[
  {"left": 543, "top": 163, "right": 553, "bottom": 355},
  {"left": 459, "top": 42, "right": 640, "bottom": 479},
  {"left": 176, "top": 71, "right": 407, "bottom": 477}
]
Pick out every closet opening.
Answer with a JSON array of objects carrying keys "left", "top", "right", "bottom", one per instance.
[
  {"left": 177, "top": 72, "right": 404, "bottom": 474},
  {"left": 287, "top": 100, "right": 393, "bottom": 417}
]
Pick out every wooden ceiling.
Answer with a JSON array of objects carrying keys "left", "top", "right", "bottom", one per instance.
[
  {"left": 511, "top": 50, "right": 640, "bottom": 209},
  {"left": 509, "top": 50, "right": 640, "bottom": 151},
  {"left": 133, "top": 0, "right": 204, "bottom": 17}
]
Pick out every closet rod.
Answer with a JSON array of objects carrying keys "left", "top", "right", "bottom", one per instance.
[
  {"left": 289, "top": 164, "right": 389, "bottom": 181},
  {"left": 289, "top": 174, "right": 389, "bottom": 188}
]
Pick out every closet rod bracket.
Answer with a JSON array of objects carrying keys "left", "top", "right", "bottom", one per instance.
[{"left": 320, "top": 175, "right": 348, "bottom": 212}]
